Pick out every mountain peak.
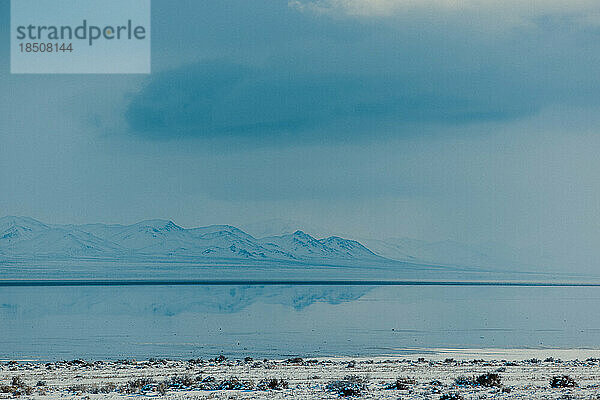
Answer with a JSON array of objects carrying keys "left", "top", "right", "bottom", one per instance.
[
  {"left": 240, "top": 219, "right": 327, "bottom": 239},
  {"left": 290, "top": 230, "right": 322, "bottom": 244},
  {"left": 320, "top": 236, "right": 377, "bottom": 257},
  {"left": 133, "top": 219, "right": 183, "bottom": 232},
  {"left": 0, "top": 216, "right": 48, "bottom": 231}
]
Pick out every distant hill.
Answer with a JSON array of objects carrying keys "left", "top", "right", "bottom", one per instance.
[
  {"left": 360, "top": 237, "right": 545, "bottom": 272},
  {"left": 0, "top": 216, "right": 551, "bottom": 275},
  {"left": 0, "top": 216, "right": 387, "bottom": 264}
]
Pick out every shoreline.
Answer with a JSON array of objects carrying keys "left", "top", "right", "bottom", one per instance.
[{"left": 5, "top": 347, "right": 600, "bottom": 363}]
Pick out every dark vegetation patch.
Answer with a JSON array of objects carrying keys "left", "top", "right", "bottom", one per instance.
[
  {"left": 121, "top": 378, "right": 155, "bottom": 393},
  {"left": 196, "top": 376, "right": 217, "bottom": 390},
  {"left": 210, "top": 355, "right": 227, "bottom": 363},
  {"left": 257, "top": 378, "right": 289, "bottom": 390},
  {"left": 326, "top": 375, "right": 368, "bottom": 397},
  {"left": 63, "top": 375, "right": 257, "bottom": 394},
  {"left": 67, "top": 382, "right": 117, "bottom": 394},
  {"left": 216, "top": 377, "right": 255, "bottom": 390},
  {"left": 0, "top": 376, "right": 33, "bottom": 396},
  {"left": 440, "top": 394, "right": 463, "bottom": 400},
  {"left": 550, "top": 375, "right": 578, "bottom": 388},
  {"left": 385, "top": 377, "right": 416, "bottom": 390},
  {"left": 475, "top": 373, "right": 502, "bottom": 387},
  {"left": 166, "top": 375, "right": 196, "bottom": 389},
  {"left": 454, "top": 376, "right": 475, "bottom": 386},
  {"left": 455, "top": 373, "right": 501, "bottom": 387}
]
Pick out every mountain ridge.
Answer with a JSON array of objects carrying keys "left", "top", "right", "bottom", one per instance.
[
  {"left": 0, "top": 216, "right": 387, "bottom": 264},
  {"left": 0, "top": 216, "right": 546, "bottom": 272}
]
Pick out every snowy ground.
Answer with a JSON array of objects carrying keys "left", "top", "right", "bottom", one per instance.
[{"left": 2, "top": 351, "right": 600, "bottom": 399}]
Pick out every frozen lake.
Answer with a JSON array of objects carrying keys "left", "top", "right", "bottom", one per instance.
[{"left": 1, "top": 283, "right": 600, "bottom": 360}]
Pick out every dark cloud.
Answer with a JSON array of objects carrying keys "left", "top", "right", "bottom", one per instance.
[
  {"left": 125, "top": 2, "right": 600, "bottom": 140},
  {"left": 125, "top": 59, "right": 536, "bottom": 139}
]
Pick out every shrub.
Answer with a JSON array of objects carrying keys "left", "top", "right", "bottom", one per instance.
[
  {"left": 476, "top": 373, "right": 501, "bottom": 387},
  {"left": 455, "top": 373, "right": 501, "bottom": 387},
  {"left": 157, "top": 382, "right": 167, "bottom": 395},
  {"left": 1, "top": 377, "right": 33, "bottom": 396},
  {"left": 0, "top": 385, "right": 12, "bottom": 394},
  {"left": 96, "top": 383, "right": 118, "bottom": 394},
  {"left": 217, "top": 377, "right": 254, "bottom": 390},
  {"left": 196, "top": 376, "right": 217, "bottom": 390},
  {"left": 440, "top": 394, "right": 463, "bottom": 400},
  {"left": 454, "top": 376, "right": 475, "bottom": 386},
  {"left": 68, "top": 383, "right": 117, "bottom": 394},
  {"left": 550, "top": 375, "right": 577, "bottom": 388},
  {"left": 67, "top": 384, "right": 87, "bottom": 393},
  {"left": 326, "top": 375, "right": 368, "bottom": 397},
  {"left": 11, "top": 377, "right": 25, "bottom": 388},
  {"left": 257, "top": 378, "right": 289, "bottom": 390},
  {"left": 210, "top": 355, "right": 227, "bottom": 363},
  {"left": 385, "top": 377, "right": 416, "bottom": 390},
  {"left": 167, "top": 375, "right": 195, "bottom": 388},
  {"left": 121, "top": 378, "right": 154, "bottom": 393}
]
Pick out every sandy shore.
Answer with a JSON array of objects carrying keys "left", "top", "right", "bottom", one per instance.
[{"left": 1, "top": 352, "right": 599, "bottom": 399}]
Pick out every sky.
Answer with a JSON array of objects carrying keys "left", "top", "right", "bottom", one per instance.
[{"left": 2, "top": 0, "right": 600, "bottom": 270}]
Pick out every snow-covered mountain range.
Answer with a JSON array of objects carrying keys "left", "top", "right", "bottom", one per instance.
[
  {"left": 239, "top": 219, "right": 545, "bottom": 271},
  {"left": 0, "top": 216, "right": 383, "bottom": 264},
  {"left": 0, "top": 216, "right": 550, "bottom": 274}
]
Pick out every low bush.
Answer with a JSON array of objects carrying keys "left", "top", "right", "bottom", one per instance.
[
  {"left": 67, "top": 382, "right": 117, "bottom": 394},
  {"left": 476, "top": 373, "right": 501, "bottom": 387},
  {"left": 440, "top": 394, "right": 463, "bottom": 400},
  {"left": 120, "top": 378, "right": 154, "bottom": 393},
  {"left": 455, "top": 373, "right": 501, "bottom": 387},
  {"left": 385, "top": 377, "right": 416, "bottom": 390},
  {"left": 217, "top": 377, "right": 255, "bottom": 390},
  {"left": 550, "top": 375, "right": 577, "bottom": 388},
  {"left": 454, "top": 376, "right": 475, "bottom": 386},
  {"left": 210, "top": 355, "right": 227, "bottom": 363},
  {"left": 1, "top": 376, "right": 33, "bottom": 396},
  {"left": 257, "top": 378, "right": 289, "bottom": 390},
  {"left": 195, "top": 376, "right": 217, "bottom": 390},
  {"left": 326, "top": 375, "right": 368, "bottom": 397},
  {"left": 167, "top": 375, "right": 195, "bottom": 388}
]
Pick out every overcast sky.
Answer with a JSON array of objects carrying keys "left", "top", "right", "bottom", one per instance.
[{"left": 2, "top": 0, "right": 600, "bottom": 269}]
